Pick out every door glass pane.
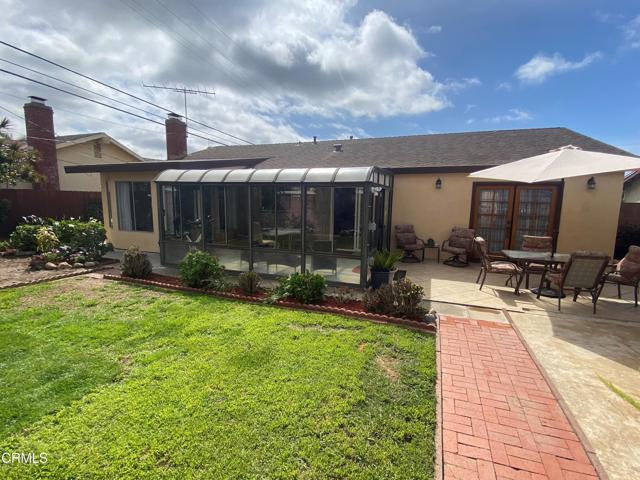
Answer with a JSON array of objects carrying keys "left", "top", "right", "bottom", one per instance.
[
  {"left": 132, "top": 182, "right": 153, "bottom": 232},
  {"left": 179, "top": 185, "right": 202, "bottom": 243},
  {"left": 162, "top": 185, "right": 180, "bottom": 240},
  {"left": 227, "top": 186, "right": 249, "bottom": 247},
  {"left": 513, "top": 188, "right": 553, "bottom": 249},
  {"left": 276, "top": 186, "right": 302, "bottom": 250},
  {"left": 334, "top": 187, "right": 362, "bottom": 255},
  {"left": 251, "top": 186, "right": 276, "bottom": 248},
  {"left": 306, "top": 186, "right": 332, "bottom": 252},
  {"left": 475, "top": 187, "right": 511, "bottom": 253},
  {"left": 203, "top": 186, "right": 226, "bottom": 244}
]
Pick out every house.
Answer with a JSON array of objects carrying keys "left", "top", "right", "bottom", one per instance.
[
  {"left": 623, "top": 170, "right": 640, "bottom": 203},
  {"left": 11, "top": 96, "right": 143, "bottom": 191},
  {"left": 65, "top": 114, "right": 629, "bottom": 286}
]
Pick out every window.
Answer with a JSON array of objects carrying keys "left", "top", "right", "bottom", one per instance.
[
  {"left": 276, "top": 186, "right": 301, "bottom": 250},
  {"left": 226, "top": 186, "right": 249, "bottom": 247},
  {"left": 180, "top": 185, "right": 202, "bottom": 243},
  {"left": 203, "top": 186, "right": 226, "bottom": 244},
  {"left": 116, "top": 181, "right": 153, "bottom": 232},
  {"left": 251, "top": 186, "right": 276, "bottom": 248},
  {"left": 93, "top": 141, "right": 102, "bottom": 158}
]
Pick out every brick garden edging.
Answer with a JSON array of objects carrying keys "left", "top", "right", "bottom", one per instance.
[
  {"left": 103, "top": 274, "right": 437, "bottom": 334},
  {"left": 0, "top": 262, "right": 117, "bottom": 291}
]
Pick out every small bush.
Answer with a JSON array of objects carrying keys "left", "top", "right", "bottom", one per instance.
[
  {"left": 122, "top": 246, "right": 152, "bottom": 279},
  {"left": 179, "top": 249, "right": 225, "bottom": 289},
  {"left": 362, "top": 279, "right": 426, "bottom": 318},
  {"left": 35, "top": 227, "right": 60, "bottom": 253},
  {"left": 42, "top": 251, "right": 63, "bottom": 264},
  {"left": 238, "top": 271, "right": 261, "bottom": 295},
  {"left": 362, "top": 284, "right": 396, "bottom": 314},
  {"left": 332, "top": 286, "right": 357, "bottom": 304},
  {"left": 271, "top": 272, "right": 327, "bottom": 304},
  {"left": 9, "top": 224, "right": 40, "bottom": 251},
  {"left": 0, "top": 240, "right": 9, "bottom": 252}
]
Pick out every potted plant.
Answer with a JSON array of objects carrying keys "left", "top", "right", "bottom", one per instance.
[{"left": 370, "top": 250, "right": 402, "bottom": 289}]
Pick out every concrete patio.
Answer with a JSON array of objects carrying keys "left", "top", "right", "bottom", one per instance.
[{"left": 404, "top": 260, "right": 639, "bottom": 323}]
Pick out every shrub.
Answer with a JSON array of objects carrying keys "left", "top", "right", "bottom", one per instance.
[
  {"left": 179, "top": 249, "right": 225, "bottom": 289},
  {"left": 371, "top": 250, "right": 402, "bottom": 272},
  {"left": 0, "top": 240, "right": 9, "bottom": 252},
  {"left": 35, "top": 226, "right": 60, "bottom": 253},
  {"left": 238, "top": 271, "right": 261, "bottom": 295},
  {"left": 271, "top": 272, "right": 327, "bottom": 304},
  {"left": 9, "top": 224, "right": 40, "bottom": 251},
  {"left": 51, "top": 219, "right": 108, "bottom": 259},
  {"left": 122, "top": 246, "right": 152, "bottom": 279},
  {"left": 362, "top": 279, "right": 426, "bottom": 318},
  {"left": 362, "top": 284, "right": 396, "bottom": 314},
  {"left": 42, "top": 251, "right": 63, "bottom": 264}
]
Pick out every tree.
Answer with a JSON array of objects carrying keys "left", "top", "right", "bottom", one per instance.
[{"left": 0, "top": 117, "right": 43, "bottom": 187}]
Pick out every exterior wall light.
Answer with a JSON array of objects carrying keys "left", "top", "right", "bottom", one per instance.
[
  {"left": 587, "top": 176, "right": 596, "bottom": 190},
  {"left": 435, "top": 178, "right": 442, "bottom": 189}
]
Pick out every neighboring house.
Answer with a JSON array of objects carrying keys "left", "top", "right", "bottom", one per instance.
[
  {"left": 10, "top": 96, "right": 143, "bottom": 192},
  {"left": 623, "top": 170, "right": 640, "bottom": 203},
  {"left": 66, "top": 116, "right": 630, "bottom": 286}
]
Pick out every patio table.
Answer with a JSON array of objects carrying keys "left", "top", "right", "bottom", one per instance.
[{"left": 501, "top": 250, "right": 570, "bottom": 297}]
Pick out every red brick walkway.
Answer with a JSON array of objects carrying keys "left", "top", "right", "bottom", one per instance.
[{"left": 439, "top": 316, "right": 601, "bottom": 480}]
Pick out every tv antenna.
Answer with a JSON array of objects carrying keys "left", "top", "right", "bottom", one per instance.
[{"left": 142, "top": 83, "right": 216, "bottom": 133}]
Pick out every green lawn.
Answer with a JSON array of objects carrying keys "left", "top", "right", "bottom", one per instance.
[{"left": 0, "top": 277, "right": 436, "bottom": 479}]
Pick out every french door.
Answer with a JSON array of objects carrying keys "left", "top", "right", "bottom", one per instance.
[{"left": 471, "top": 184, "right": 560, "bottom": 253}]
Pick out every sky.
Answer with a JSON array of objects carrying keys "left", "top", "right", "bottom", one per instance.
[{"left": 0, "top": 0, "right": 638, "bottom": 159}]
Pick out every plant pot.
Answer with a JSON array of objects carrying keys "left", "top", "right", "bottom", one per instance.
[{"left": 370, "top": 268, "right": 396, "bottom": 289}]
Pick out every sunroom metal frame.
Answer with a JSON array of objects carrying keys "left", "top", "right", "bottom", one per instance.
[{"left": 155, "top": 166, "right": 394, "bottom": 288}]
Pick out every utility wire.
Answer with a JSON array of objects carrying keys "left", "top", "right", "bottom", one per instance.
[
  {"left": 0, "top": 68, "right": 229, "bottom": 146},
  {"left": 0, "top": 40, "right": 254, "bottom": 144}
]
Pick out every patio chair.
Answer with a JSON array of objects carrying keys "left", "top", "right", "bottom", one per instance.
[
  {"left": 394, "top": 224, "right": 425, "bottom": 262},
  {"left": 603, "top": 245, "right": 640, "bottom": 307},
  {"left": 475, "top": 237, "right": 522, "bottom": 293},
  {"left": 536, "top": 251, "right": 610, "bottom": 313},
  {"left": 442, "top": 227, "right": 475, "bottom": 267},
  {"left": 521, "top": 235, "right": 554, "bottom": 288}
]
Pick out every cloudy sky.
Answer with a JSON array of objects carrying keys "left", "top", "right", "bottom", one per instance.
[{"left": 0, "top": 0, "right": 638, "bottom": 158}]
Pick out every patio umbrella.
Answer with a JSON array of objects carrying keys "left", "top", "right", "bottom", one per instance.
[{"left": 468, "top": 145, "right": 640, "bottom": 183}]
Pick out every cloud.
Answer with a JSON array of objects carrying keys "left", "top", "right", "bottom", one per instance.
[
  {"left": 622, "top": 15, "right": 640, "bottom": 48},
  {"left": 496, "top": 81, "right": 512, "bottom": 91},
  {"left": 426, "top": 25, "right": 442, "bottom": 34},
  {"left": 0, "top": 0, "right": 475, "bottom": 157},
  {"left": 485, "top": 109, "right": 532, "bottom": 123},
  {"left": 515, "top": 52, "right": 602, "bottom": 84}
]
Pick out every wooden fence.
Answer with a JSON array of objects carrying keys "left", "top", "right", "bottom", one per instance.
[{"left": 0, "top": 189, "right": 102, "bottom": 237}]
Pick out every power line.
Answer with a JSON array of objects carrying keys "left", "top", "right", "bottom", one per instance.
[
  {"left": 0, "top": 68, "right": 229, "bottom": 146},
  {"left": 0, "top": 40, "right": 254, "bottom": 144}
]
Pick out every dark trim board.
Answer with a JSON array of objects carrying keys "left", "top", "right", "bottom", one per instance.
[{"left": 64, "top": 157, "right": 268, "bottom": 174}]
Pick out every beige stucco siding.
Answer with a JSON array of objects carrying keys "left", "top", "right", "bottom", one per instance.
[
  {"left": 58, "top": 141, "right": 139, "bottom": 192},
  {"left": 555, "top": 172, "right": 623, "bottom": 255},
  {"left": 101, "top": 171, "right": 160, "bottom": 253},
  {"left": 391, "top": 173, "right": 474, "bottom": 247},
  {"left": 392, "top": 171, "right": 623, "bottom": 256}
]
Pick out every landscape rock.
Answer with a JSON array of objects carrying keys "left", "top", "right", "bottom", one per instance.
[
  {"left": 57, "top": 262, "right": 72, "bottom": 269},
  {"left": 72, "top": 262, "right": 84, "bottom": 268},
  {"left": 84, "top": 261, "right": 97, "bottom": 268},
  {"left": 44, "top": 262, "right": 57, "bottom": 270}
]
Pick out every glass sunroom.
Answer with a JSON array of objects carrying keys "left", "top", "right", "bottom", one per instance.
[{"left": 155, "top": 166, "right": 393, "bottom": 287}]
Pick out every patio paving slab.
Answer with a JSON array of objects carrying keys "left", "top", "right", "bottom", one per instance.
[
  {"left": 509, "top": 311, "right": 640, "bottom": 480},
  {"left": 439, "top": 315, "right": 602, "bottom": 479}
]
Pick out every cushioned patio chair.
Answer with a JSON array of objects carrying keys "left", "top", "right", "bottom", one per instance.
[
  {"left": 603, "top": 245, "right": 640, "bottom": 307},
  {"left": 536, "top": 251, "right": 610, "bottom": 313},
  {"left": 521, "top": 235, "right": 554, "bottom": 288},
  {"left": 394, "top": 224, "right": 425, "bottom": 262},
  {"left": 442, "top": 227, "right": 475, "bottom": 267},
  {"left": 475, "top": 237, "right": 522, "bottom": 293}
]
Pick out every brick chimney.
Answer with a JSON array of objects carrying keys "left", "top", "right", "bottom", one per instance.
[
  {"left": 23, "top": 96, "right": 59, "bottom": 190},
  {"left": 165, "top": 113, "right": 187, "bottom": 160}
]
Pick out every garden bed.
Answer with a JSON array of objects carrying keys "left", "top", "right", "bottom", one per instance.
[
  {"left": 0, "top": 257, "right": 117, "bottom": 289},
  {"left": 105, "top": 272, "right": 437, "bottom": 333}
]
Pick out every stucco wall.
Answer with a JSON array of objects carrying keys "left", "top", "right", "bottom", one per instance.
[
  {"left": 555, "top": 172, "right": 623, "bottom": 255},
  {"left": 391, "top": 173, "right": 475, "bottom": 247},
  {"left": 58, "top": 141, "right": 139, "bottom": 192},
  {"left": 101, "top": 171, "right": 160, "bottom": 253},
  {"left": 391, "top": 171, "right": 623, "bottom": 256}
]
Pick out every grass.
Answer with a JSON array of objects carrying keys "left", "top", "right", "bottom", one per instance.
[
  {"left": 0, "top": 277, "right": 436, "bottom": 479},
  {"left": 597, "top": 374, "right": 640, "bottom": 412}
]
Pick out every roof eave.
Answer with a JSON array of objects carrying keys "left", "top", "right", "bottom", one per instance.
[{"left": 64, "top": 157, "right": 269, "bottom": 174}]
